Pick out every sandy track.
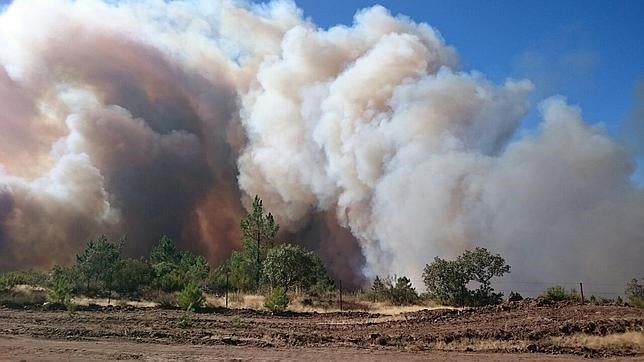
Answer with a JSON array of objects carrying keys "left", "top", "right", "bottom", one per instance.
[{"left": 2, "top": 335, "right": 641, "bottom": 362}]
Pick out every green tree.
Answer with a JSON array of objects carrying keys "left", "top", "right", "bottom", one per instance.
[
  {"left": 227, "top": 244, "right": 258, "bottom": 292},
  {"left": 76, "top": 235, "right": 122, "bottom": 299},
  {"left": 263, "top": 244, "right": 331, "bottom": 293},
  {"left": 459, "top": 247, "right": 510, "bottom": 306},
  {"left": 240, "top": 195, "right": 279, "bottom": 290},
  {"left": 113, "top": 258, "right": 153, "bottom": 294},
  {"left": 150, "top": 235, "right": 181, "bottom": 265},
  {"left": 423, "top": 248, "right": 510, "bottom": 306},
  {"left": 178, "top": 252, "right": 210, "bottom": 285},
  {"left": 423, "top": 256, "right": 470, "bottom": 306},
  {"left": 149, "top": 236, "right": 211, "bottom": 292},
  {"left": 390, "top": 276, "right": 419, "bottom": 305},
  {"left": 625, "top": 278, "right": 644, "bottom": 308},
  {"left": 368, "top": 276, "right": 389, "bottom": 302}
]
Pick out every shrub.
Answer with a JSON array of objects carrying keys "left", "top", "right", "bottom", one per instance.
[
  {"left": 264, "top": 287, "right": 289, "bottom": 312},
  {"left": 64, "top": 299, "right": 77, "bottom": 316},
  {"left": 177, "top": 282, "right": 204, "bottom": 311},
  {"left": 389, "top": 276, "right": 419, "bottom": 305},
  {"left": 364, "top": 275, "right": 418, "bottom": 305},
  {"left": 542, "top": 286, "right": 579, "bottom": 302},
  {"left": 143, "top": 289, "right": 177, "bottom": 308},
  {"left": 508, "top": 291, "right": 523, "bottom": 302},
  {"left": 48, "top": 277, "right": 72, "bottom": 305},
  {"left": 47, "top": 265, "right": 76, "bottom": 304},
  {"left": 231, "top": 315, "right": 243, "bottom": 328},
  {"left": 178, "top": 309, "right": 194, "bottom": 328},
  {"left": 0, "top": 270, "right": 49, "bottom": 290}
]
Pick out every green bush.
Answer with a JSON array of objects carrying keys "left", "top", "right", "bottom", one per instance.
[
  {"left": 264, "top": 287, "right": 289, "bottom": 312},
  {"left": 177, "top": 282, "right": 204, "bottom": 311},
  {"left": 366, "top": 276, "right": 419, "bottom": 305},
  {"left": 178, "top": 309, "right": 194, "bottom": 328},
  {"left": 508, "top": 291, "right": 523, "bottom": 302},
  {"left": 0, "top": 270, "right": 49, "bottom": 290},
  {"left": 542, "top": 286, "right": 579, "bottom": 302},
  {"left": 143, "top": 289, "right": 177, "bottom": 309},
  {"left": 47, "top": 265, "right": 76, "bottom": 304}
]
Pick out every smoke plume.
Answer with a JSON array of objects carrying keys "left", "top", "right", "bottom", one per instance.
[{"left": 0, "top": 0, "right": 642, "bottom": 291}]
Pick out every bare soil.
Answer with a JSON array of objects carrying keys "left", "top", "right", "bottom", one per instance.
[{"left": 0, "top": 299, "right": 642, "bottom": 361}]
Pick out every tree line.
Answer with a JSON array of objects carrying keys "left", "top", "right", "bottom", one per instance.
[{"left": 1, "top": 195, "right": 643, "bottom": 311}]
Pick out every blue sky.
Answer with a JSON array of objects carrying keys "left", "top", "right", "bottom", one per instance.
[
  {"left": 1, "top": 0, "right": 643, "bottom": 181},
  {"left": 289, "top": 0, "right": 644, "bottom": 182}
]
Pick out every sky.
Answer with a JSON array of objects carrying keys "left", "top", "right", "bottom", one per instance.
[
  {"left": 1, "top": 0, "right": 643, "bottom": 181},
  {"left": 273, "top": 0, "right": 644, "bottom": 183}
]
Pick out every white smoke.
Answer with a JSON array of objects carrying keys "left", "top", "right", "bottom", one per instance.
[
  {"left": 0, "top": 0, "right": 642, "bottom": 291},
  {"left": 235, "top": 3, "right": 643, "bottom": 288}
]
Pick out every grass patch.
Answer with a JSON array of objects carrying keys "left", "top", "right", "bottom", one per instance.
[{"left": 549, "top": 332, "right": 644, "bottom": 353}]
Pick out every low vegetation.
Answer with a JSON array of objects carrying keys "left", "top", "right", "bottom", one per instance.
[
  {"left": 365, "top": 275, "right": 419, "bottom": 305},
  {"left": 541, "top": 286, "right": 580, "bottom": 303},
  {"left": 264, "top": 287, "right": 289, "bottom": 312},
  {"left": 177, "top": 282, "right": 204, "bottom": 311}
]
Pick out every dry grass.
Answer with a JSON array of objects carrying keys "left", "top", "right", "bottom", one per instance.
[
  {"left": 0, "top": 285, "right": 48, "bottom": 305},
  {"left": 429, "top": 332, "right": 644, "bottom": 353},
  {"left": 433, "top": 338, "right": 528, "bottom": 352},
  {"left": 70, "top": 297, "right": 157, "bottom": 308},
  {"left": 205, "top": 293, "right": 265, "bottom": 310},
  {"left": 203, "top": 292, "right": 442, "bottom": 314},
  {"left": 549, "top": 332, "right": 644, "bottom": 353}
]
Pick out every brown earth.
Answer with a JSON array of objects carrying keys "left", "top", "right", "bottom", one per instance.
[{"left": 0, "top": 299, "right": 643, "bottom": 361}]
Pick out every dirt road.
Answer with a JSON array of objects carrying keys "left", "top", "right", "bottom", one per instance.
[
  {"left": 2, "top": 335, "right": 639, "bottom": 361},
  {"left": 0, "top": 299, "right": 642, "bottom": 361}
]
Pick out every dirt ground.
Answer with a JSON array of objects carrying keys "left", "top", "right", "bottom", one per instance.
[{"left": 0, "top": 299, "right": 642, "bottom": 361}]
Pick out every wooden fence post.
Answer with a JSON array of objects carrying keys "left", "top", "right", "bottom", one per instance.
[{"left": 339, "top": 280, "right": 343, "bottom": 312}]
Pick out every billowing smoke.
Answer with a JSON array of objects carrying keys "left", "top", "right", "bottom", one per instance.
[{"left": 0, "top": 0, "right": 642, "bottom": 291}]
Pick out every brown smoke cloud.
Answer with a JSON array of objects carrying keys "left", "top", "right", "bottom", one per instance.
[{"left": 0, "top": 0, "right": 642, "bottom": 292}]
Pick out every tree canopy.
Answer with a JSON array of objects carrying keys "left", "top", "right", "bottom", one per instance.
[
  {"left": 263, "top": 244, "right": 333, "bottom": 293},
  {"left": 423, "top": 247, "right": 510, "bottom": 306}
]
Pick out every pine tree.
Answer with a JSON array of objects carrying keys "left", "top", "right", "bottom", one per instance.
[{"left": 239, "top": 195, "right": 280, "bottom": 290}]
